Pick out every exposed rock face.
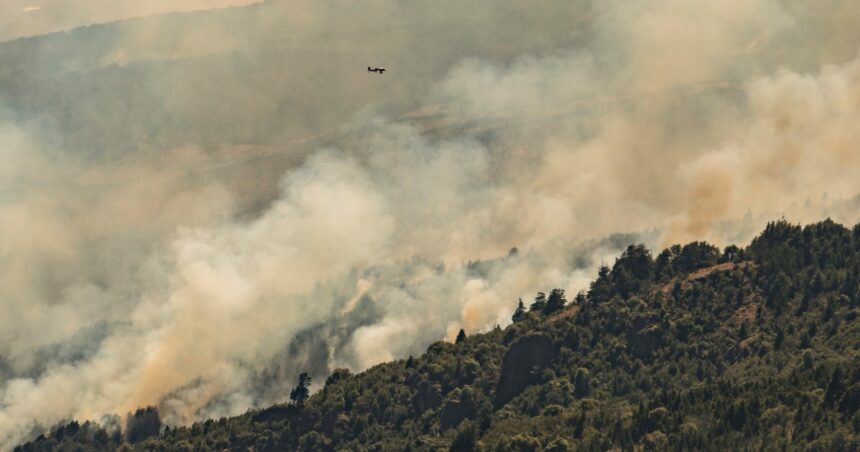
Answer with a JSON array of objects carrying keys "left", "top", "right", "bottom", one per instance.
[
  {"left": 440, "top": 393, "right": 478, "bottom": 429},
  {"left": 495, "top": 333, "right": 556, "bottom": 407}
]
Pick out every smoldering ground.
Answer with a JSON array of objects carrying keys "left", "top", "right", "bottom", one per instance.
[{"left": 2, "top": 0, "right": 860, "bottom": 447}]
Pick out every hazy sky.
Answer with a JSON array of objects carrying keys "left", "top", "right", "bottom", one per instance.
[
  {"left": 2, "top": 0, "right": 860, "bottom": 448},
  {"left": 0, "top": 0, "right": 259, "bottom": 41}
]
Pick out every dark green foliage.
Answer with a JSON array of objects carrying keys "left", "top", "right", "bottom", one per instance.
[
  {"left": 325, "top": 368, "right": 351, "bottom": 387},
  {"left": 573, "top": 368, "right": 591, "bottom": 398},
  {"left": 449, "top": 420, "right": 478, "bottom": 452},
  {"left": 655, "top": 241, "right": 722, "bottom": 282},
  {"left": 544, "top": 289, "right": 567, "bottom": 315},
  {"left": 126, "top": 407, "right": 160, "bottom": 444},
  {"left": 612, "top": 244, "right": 654, "bottom": 297},
  {"left": 512, "top": 299, "right": 527, "bottom": 322},
  {"left": 16, "top": 220, "right": 860, "bottom": 451},
  {"left": 290, "top": 372, "right": 311, "bottom": 407},
  {"left": 529, "top": 292, "right": 547, "bottom": 312},
  {"left": 587, "top": 266, "right": 613, "bottom": 303}
]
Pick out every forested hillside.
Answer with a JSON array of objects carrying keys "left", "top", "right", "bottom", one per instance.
[{"left": 16, "top": 220, "right": 860, "bottom": 451}]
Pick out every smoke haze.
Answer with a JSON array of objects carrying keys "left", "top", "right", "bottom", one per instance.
[
  {"left": 0, "top": 0, "right": 260, "bottom": 42},
  {"left": 2, "top": 0, "right": 860, "bottom": 447}
]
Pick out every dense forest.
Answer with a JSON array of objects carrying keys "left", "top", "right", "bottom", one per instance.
[{"left": 16, "top": 220, "right": 860, "bottom": 451}]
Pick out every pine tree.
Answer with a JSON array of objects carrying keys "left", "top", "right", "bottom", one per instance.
[
  {"left": 530, "top": 292, "right": 547, "bottom": 312},
  {"left": 290, "top": 372, "right": 312, "bottom": 408},
  {"left": 544, "top": 288, "right": 567, "bottom": 314},
  {"left": 512, "top": 299, "right": 527, "bottom": 322}
]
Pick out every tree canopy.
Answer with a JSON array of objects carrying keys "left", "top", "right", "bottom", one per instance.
[{"left": 16, "top": 220, "right": 860, "bottom": 451}]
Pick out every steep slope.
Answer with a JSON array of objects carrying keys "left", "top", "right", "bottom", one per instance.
[{"left": 16, "top": 219, "right": 860, "bottom": 451}]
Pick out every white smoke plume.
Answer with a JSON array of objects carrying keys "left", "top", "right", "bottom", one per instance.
[{"left": 1, "top": 0, "right": 860, "bottom": 447}]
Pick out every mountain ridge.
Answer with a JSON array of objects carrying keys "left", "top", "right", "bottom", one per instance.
[{"left": 15, "top": 219, "right": 860, "bottom": 451}]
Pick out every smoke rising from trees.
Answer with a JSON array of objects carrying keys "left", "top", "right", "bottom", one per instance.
[{"left": 1, "top": 0, "right": 860, "bottom": 447}]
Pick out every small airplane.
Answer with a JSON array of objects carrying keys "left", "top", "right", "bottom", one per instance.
[{"left": 367, "top": 66, "right": 386, "bottom": 74}]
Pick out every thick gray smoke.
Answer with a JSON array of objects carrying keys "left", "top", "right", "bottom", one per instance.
[{"left": 2, "top": 0, "right": 860, "bottom": 447}]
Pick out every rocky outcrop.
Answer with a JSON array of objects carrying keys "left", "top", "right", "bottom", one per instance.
[
  {"left": 495, "top": 333, "right": 556, "bottom": 407},
  {"left": 440, "top": 388, "right": 479, "bottom": 429}
]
